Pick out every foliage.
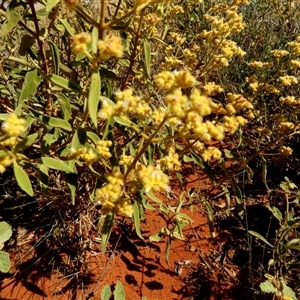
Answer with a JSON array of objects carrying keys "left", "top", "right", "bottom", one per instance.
[
  {"left": 0, "top": 0, "right": 300, "bottom": 298},
  {"left": 0, "top": 221, "right": 12, "bottom": 273}
]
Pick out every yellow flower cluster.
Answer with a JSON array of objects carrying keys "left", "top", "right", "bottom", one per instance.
[
  {"left": 197, "top": 2, "right": 247, "bottom": 70},
  {"left": 98, "top": 34, "right": 123, "bottom": 60},
  {"left": 1, "top": 114, "right": 26, "bottom": 137},
  {"left": 0, "top": 155, "right": 13, "bottom": 174},
  {"left": 222, "top": 116, "right": 248, "bottom": 134},
  {"left": 115, "top": 89, "right": 150, "bottom": 115},
  {"left": 270, "top": 49, "right": 289, "bottom": 59},
  {"left": 71, "top": 147, "right": 98, "bottom": 165},
  {"left": 278, "top": 75, "right": 298, "bottom": 86},
  {"left": 248, "top": 61, "right": 273, "bottom": 69},
  {"left": 95, "top": 170, "right": 133, "bottom": 217},
  {"left": 157, "top": 147, "right": 181, "bottom": 171},
  {"left": 280, "top": 146, "right": 293, "bottom": 156},
  {"left": 63, "top": 0, "right": 80, "bottom": 8},
  {"left": 288, "top": 36, "right": 300, "bottom": 56},
  {"left": 136, "top": 165, "right": 169, "bottom": 193},
  {"left": 200, "top": 146, "right": 222, "bottom": 162},
  {"left": 119, "top": 155, "right": 134, "bottom": 166},
  {"left": 154, "top": 70, "right": 196, "bottom": 91},
  {"left": 96, "top": 140, "right": 112, "bottom": 159},
  {"left": 72, "top": 33, "right": 91, "bottom": 55},
  {"left": 280, "top": 96, "right": 300, "bottom": 106},
  {"left": 169, "top": 5, "right": 184, "bottom": 15},
  {"left": 226, "top": 93, "right": 253, "bottom": 115},
  {"left": 98, "top": 100, "right": 114, "bottom": 120},
  {"left": 247, "top": 77, "right": 280, "bottom": 95},
  {"left": 98, "top": 89, "right": 151, "bottom": 121},
  {"left": 278, "top": 121, "right": 295, "bottom": 132},
  {"left": 202, "top": 82, "right": 224, "bottom": 96},
  {"left": 290, "top": 59, "right": 300, "bottom": 68},
  {"left": 192, "top": 141, "right": 222, "bottom": 162},
  {"left": 0, "top": 137, "right": 17, "bottom": 147},
  {"left": 182, "top": 48, "right": 198, "bottom": 66}
]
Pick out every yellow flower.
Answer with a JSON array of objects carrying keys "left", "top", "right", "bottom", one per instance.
[
  {"left": 2, "top": 114, "right": 26, "bottom": 137},
  {"left": 72, "top": 33, "right": 91, "bottom": 54},
  {"left": 154, "top": 71, "right": 175, "bottom": 90},
  {"left": 0, "top": 155, "right": 13, "bottom": 174},
  {"left": 136, "top": 165, "right": 169, "bottom": 193},
  {"left": 174, "top": 70, "right": 196, "bottom": 89},
  {"left": 98, "top": 34, "right": 123, "bottom": 60}
]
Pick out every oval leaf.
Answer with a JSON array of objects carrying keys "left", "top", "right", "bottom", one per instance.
[
  {"left": 0, "top": 251, "right": 10, "bottom": 273},
  {"left": 101, "top": 284, "right": 111, "bottom": 300},
  {"left": 41, "top": 115, "right": 72, "bottom": 131},
  {"left": 49, "top": 74, "right": 81, "bottom": 92},
  {"left": 133, "top": 202, "right": 144, "bottom": 240},
  {"left": 13, "top": 161, "right": 34, "bottom": 196},
  {"left": 88, "top": 71, "right": 100, "bottom": 128},
  {"left": 248, "top": 230, "right": 274, "bottom": 248},
  {"left": 101, "top": 213, "right": 114, "bottom": 253},
  {"left": 41, "top": 157, "right": 73, "bottom": 172},
  {"left": 113, "top": 281, "right": 125, "bottom": 300},
  {"left": 0, "top": 222, "right": 12, "bottom": 244}
]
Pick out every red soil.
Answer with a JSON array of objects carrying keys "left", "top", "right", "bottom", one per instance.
[{"left": 0, "top": 167, "right": 227, "bottom": 300}]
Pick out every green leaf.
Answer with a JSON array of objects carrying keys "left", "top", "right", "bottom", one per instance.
[
  {"left": 41, "top": 115, "right": 72, "bottom": 131},
  {"left": 281, "top": 278, "right": 297, "bottom": 300},
  {"left": 49, "top": 41, "right": 60, "bottom": 75},
  {"left": 0, "top": 7, "right": 22, "bottom": 37},
  {"left": 92, "top": 26, "right": 98, "bottom": 55},
  {"left": 0, "top": 251, "right": 10, "bottom": 273},
  {"left": 149, "top": 233, "right": 163, "bottom": 242},
  {"left": 101, "top": 213, "right": 115, "bottom": 253},
  {"left": 231, "top": 179, "right": 244, "bottom": 217},
  {"left": 266, "top": 205, "right": 283, "bottom": 222},
  {"left": 133, "top": 202, "right": 144, "bottom": 240},
  {"left": 41, "top": 157, "right": 73, "bottom": 172},
  {"left": 41, "top": 131, "right": 53, "bottom": 155},
  {"left": 261, "top": 156, "right": 269, "bottom": 190},
  {"left": 59, "top": 18, "right": 74, "bottom": 36},
  {"left": 100, "top": 68, "right": 120, "bottom": 80},
  {"left": 160, "top": 204, "right": 169, "bottom": 215},
  {"left": 71, "top": 127, "right": 87, "bottom": 150},
  {"left": 172, "top": 231, "right": 184, "bottom": 240},
  {"left": 183, "top": 155, "right": 193, "bottom": 163},
  {"left": 146, "top": 191, "right": 162, "bottom": 204},
  {"left": 57, "top": 93, "right": 71, "bottom": 121},
  {"left": 15, "top": 133, "right": 38, "bottom": 152},
  {"left": 259, "top": 280, "right": 278, "bottom": 294},
  {"left": 248, "top": 230, "right": 273, "bottom": 248},
  {"left": 113, "top": 116, "right": 132, "bottom": 127},
  {"left": 224, "top": 149, "right": 239, "bottom": 159},
  {"left": 87, "top": 131, "right": 101, "bottom": 144},
  {"left": 18, "top": 34, "right": 35, "bottom": 56},
  {"left": 113, "top": 281, "right": 125, "bottom": 300},
  {"left": 46, "top": 0, "right": 61, "bottom": 11},
  {"left": 176, "top": 213, "right": 193, "bottom": 222},
  {"left": 13, "top": 161, "right": 34, "bottom": 196},
  {"left": 39, "top": 164, "right": 49, "bottom": 194},
  {"left": 165, "top": 235, "right": 171, "bottom": 264},
  {"left": 0, "top": 222, "right": 12, "bottom": 244},
  {"left": 204, "top": 201, "right": 215, "bottom": 237},
  {"left": 88, "top": 71, "right": 100, "bottom": 128},
  {"left": 63, "top": 172, "right": 77, "bottom": 205},
  {"left": 143, "top": 39, "right": 151, "bottom": 78},
  {"left": 101, "top": 284, "right": 111, "bottom": 300},
  {"left": 223, "top": 187, "right": 231, "bottom": 217},
  {"left": 18, "top": 69, "right": 41, "bottom": 105},
  {"left": 49, "top": 74, "right": 81, "bottom": 92}
]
